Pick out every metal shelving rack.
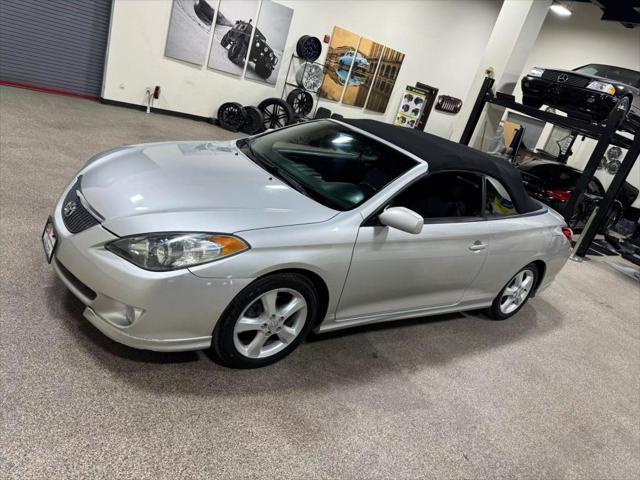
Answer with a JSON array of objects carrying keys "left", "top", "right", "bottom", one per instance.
[
  {"left": 281, "top": 54, "right": 326, "bottom": 120},
  {"left": 460, "top": 76, "right": 639, "bottom": 261}
]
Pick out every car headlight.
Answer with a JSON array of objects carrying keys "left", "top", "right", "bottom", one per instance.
[
  {"left": 106, "top": 233, "right": 249, "bottom": 271},
  {"left": 528, "top": 67, "right": 545, "bottom": 78},
  {"left": 587, "top": 80, "right": 616, "bottom": 95}
]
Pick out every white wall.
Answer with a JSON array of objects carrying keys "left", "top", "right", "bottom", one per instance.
[
  {"left": 520, "top": 2, "right": 640, "bottom": 206},
  {"left": 102, "top": 0, "right": 502, "bottom": 138}
]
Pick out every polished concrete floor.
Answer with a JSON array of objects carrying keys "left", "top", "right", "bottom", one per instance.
[{"left": 1, "top": 87, "right": 639, "bottom": 479}]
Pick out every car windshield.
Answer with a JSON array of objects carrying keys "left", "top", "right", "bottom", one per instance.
[
  {"left": 238, "top": 120, "right": 418, "bottom": 210},
  {"left": 574, "top": 64, "right": 640, "bottom": 88}
]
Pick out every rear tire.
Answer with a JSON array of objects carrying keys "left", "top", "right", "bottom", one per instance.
[
  {"left": 485, "top": 264, "right": 539, "bottom": 320},
  {"left": 211, "top": 273, "right": 319, "bottom": 368}
]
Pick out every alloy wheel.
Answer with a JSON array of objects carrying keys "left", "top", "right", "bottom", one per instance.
[
  {"left": 258, "top": 98, "right": 294, "bottom": 129},
  {"left": 232, "top": 288, "right": 308, "bottom": 359},
  {"left": 499, "top": 269, "right": 534, "bottom": 315}
]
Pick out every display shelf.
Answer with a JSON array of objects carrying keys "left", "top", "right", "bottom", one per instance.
[{"left": 281, "top": 54, "right": 326, "bottom": 120}]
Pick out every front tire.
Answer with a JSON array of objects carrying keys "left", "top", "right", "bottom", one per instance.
[
  {"left": 523, "top": 95, "right": 543, "bottom": 109},
  {"left": 486, "top": 264, "right": 538, "bottom": 320},
  {"left": 211, "top": 273, "right": 319, "bottom": 368}
]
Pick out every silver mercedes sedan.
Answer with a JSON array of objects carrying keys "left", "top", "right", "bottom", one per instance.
[{"left": 43, "top": 119, "right": 571, "bottom": 368}]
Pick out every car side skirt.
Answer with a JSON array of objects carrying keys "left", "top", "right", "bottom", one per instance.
[{"left": 316, "top": 298, "right": 493, "bottom": 333}]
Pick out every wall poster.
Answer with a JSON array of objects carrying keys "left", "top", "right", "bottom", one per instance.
[
  {"left": 318, "top": 26, "right": 360, "bottom": 102},
  {"left": 341, "top": 37, "right": 384, "bottom": 108},
  {"left": 365, "top": 47, "right": 405, "bottom": 113},
  {"left": 165, "top": 0, "right": 216, "bottom": 66},
  {"left": 244, "top": 0, "right": 294, "bottom": 85},
  {"left": 207, "top": 0, "right": 259, "bottom": 76}
]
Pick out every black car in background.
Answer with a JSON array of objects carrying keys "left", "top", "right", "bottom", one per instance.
[
  {"left": 518, "top": 160, "right": 639, "bottom": 231},
  {"left": 521, "top": 64, "right": 640, "bottom": 132}
]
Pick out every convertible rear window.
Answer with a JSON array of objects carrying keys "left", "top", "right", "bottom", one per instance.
[{"left": 239, "top": 120, "right": 418, "bottom": 210}]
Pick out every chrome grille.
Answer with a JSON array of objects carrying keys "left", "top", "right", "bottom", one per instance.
[
  {"left": 61, "top": 178, "right": 100, "bottom": 233},
  {"left": 541, "top": 70, "right": 590, "bottom": 88}
]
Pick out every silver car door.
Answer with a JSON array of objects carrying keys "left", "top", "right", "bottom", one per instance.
[
  {"left": 336, "top": 171, "right": 493, "bottom": 322},
  {"left": 335, "top": 219, "right": 492, "bottom": 321},
  {"left": 463, "top": 175, "right": 547, "bottom": 303}
]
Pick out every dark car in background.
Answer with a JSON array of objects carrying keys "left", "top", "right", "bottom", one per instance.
[
  {"left": 518, "top": 160, "right": 639, "bottom": 231},
  {"left": 521, "top": 64, "right": 640, "bottom": 132}
]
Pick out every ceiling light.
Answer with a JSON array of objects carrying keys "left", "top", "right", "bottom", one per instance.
[{"left": 550, "top": 2, "right": 572, "bottom": 16}]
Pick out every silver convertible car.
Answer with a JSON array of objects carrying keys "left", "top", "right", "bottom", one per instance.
[{"left": 43, "top": 119, "right": 571, "bottom": 368}]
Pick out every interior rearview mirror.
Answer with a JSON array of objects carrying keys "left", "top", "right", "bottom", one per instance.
[{"left": 378, "top": 207, "right": 424, "bottom": 234}]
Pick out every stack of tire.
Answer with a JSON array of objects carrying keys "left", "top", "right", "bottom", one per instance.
[
  {"left": 216, "top": 103, "right": 266, "bottom": 135},
  {"left": 283, "top": 35, "right": 324, "bottom": 121}
]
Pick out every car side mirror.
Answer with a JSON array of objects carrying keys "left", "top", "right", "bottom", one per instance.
[{"left": 378, "top": 207, "right": 424, "bottom": 234}]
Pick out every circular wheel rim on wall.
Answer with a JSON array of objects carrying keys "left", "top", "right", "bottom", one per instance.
[
  {"left": 286, "top": 88, "right": 314, "bottom": 117},
  {"left": 296, "top": 35, "right": 322, "bottom": 62},
  {"left": 295, "top": 63, "right": 323, "bottom": 92},
  {"left": 257, "top": 98, "right": 294, "bottom": 129}
]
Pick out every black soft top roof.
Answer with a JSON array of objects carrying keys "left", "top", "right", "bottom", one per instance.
[{"left": 342, "top": 118, "right": 539, "bottom": 213}]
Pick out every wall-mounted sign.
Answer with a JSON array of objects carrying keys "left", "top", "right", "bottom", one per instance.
[
  {"left": 435, "top": 95, "right": 463, "bottom": 114},
  {"left": 394, "top": 86, "right": 427, "bottom": 129}
]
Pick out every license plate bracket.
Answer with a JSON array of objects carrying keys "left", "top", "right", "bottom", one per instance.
[{"left": 42, "top": 216, "right": 57, "bottom": 263}]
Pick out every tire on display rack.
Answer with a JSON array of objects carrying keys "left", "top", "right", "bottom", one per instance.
[
  {"left": 217, "top": 102, "right": 247, "bottom": 132},
  {"left": 286, "top": 88, "right": 314, "bottom": 118},
  {"left": 242, "top": 106, "right": 265, "bottom": 135},
  {"left": 257, "top": 98, "right": 295, "bottom": 130},
  {"left": 295, "top": 62, "right": 324, "bottom": 92},
  {"left": 296, "top": 35, "right": 322, "bottom": 62}
]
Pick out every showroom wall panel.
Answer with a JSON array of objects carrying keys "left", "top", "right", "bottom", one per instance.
[
  {"left": 0, "top": 0, "right": 113, "bottom": 97},
  {"left": 101, "top": 0, "right": 502, "bottom": 138}
]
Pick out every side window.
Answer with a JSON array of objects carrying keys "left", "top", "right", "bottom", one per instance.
[
  {"left": 393, "top": 171, "right": 483, "bottom": 219},
  {"left": 485, "top": 176, "right": 517, "bottom": 217}
]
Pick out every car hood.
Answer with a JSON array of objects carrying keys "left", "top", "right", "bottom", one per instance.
[{"left": 79, "top": 140, "right": 338, "bottom": 236}]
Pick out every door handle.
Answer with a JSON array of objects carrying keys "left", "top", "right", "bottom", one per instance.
[{"left": 469, "top": 241, "right": 487, "bottom": 251}]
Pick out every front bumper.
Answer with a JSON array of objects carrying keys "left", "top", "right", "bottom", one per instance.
[
  {"left": 50, "top": 193, "right": 252, "bottom": 352},
  {"left": 522, "top": 76, "right": 619, "bottom": 121}
]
